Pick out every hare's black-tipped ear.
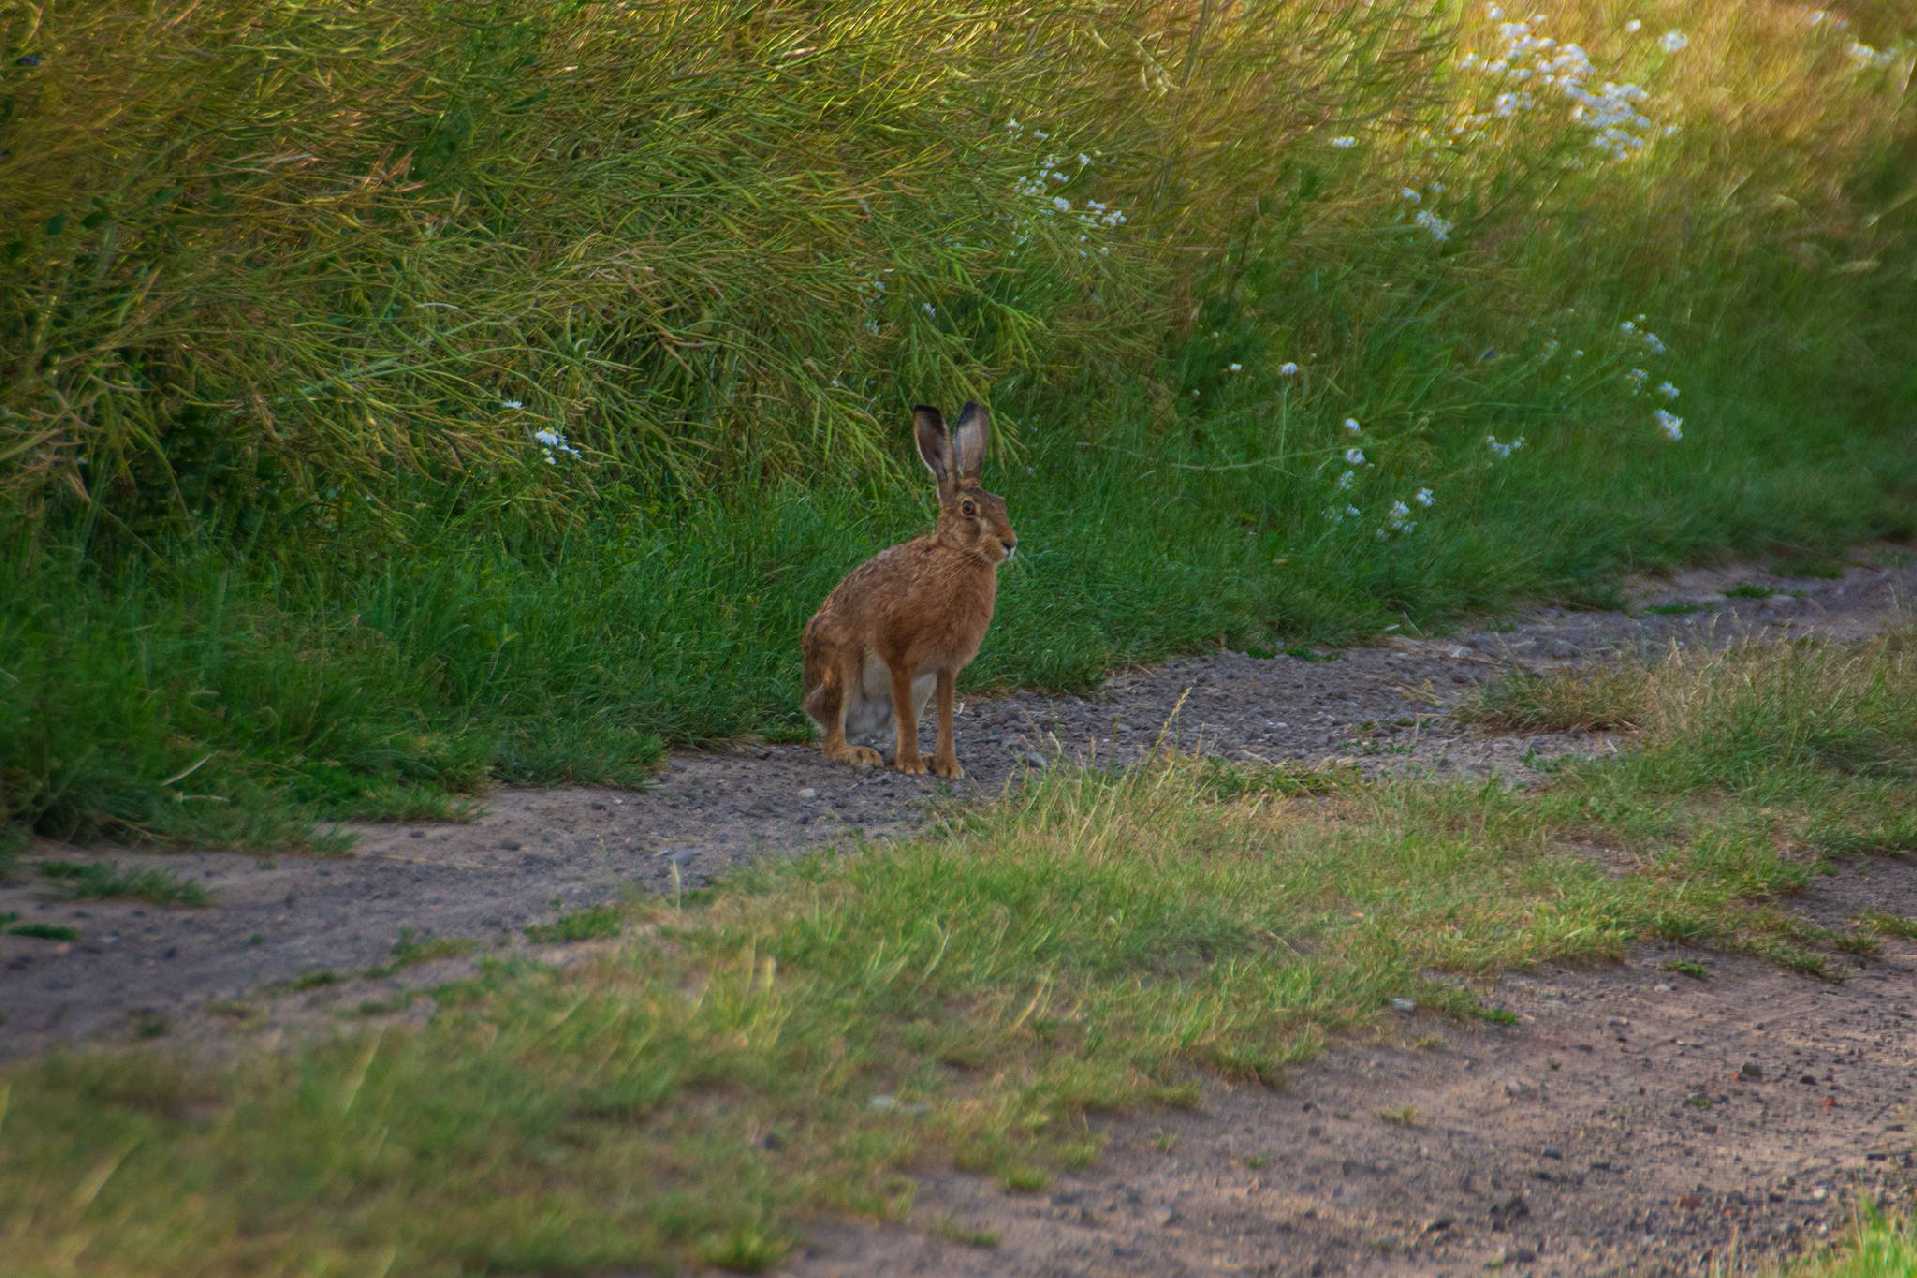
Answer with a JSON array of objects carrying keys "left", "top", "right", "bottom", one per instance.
[
  {"left": 913, "top": 405, "right": 951, "bottom": 485},
  {"left": 951, "top": 401, "right": 990, "bottom": 482}
]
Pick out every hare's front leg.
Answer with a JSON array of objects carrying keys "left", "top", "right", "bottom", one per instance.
[
  {"left": 889, "top": 663, "right": 926, "bottom": 775},
  {"left": 931, "top": 668, "right": 963, "bottom": 780}
]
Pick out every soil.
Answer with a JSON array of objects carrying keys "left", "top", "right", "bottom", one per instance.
[
  {"left": 2, "top": 550, "right": 1913, "bottom": 1274},
  {"left": 786, "top": 858, "right": 1917, "bottom": 1278}
]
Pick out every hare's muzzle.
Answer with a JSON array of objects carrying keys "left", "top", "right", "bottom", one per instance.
[{"left": 1000, "top": 539, "right": 1018, "bottom": 561}]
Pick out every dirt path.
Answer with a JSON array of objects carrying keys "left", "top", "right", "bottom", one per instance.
[
  {"left": 789, "top": 859, "right": 1917, "bottom": 1278},
  {"left": 1, "top": 553, "right": 1911, "bottom": 1061}
]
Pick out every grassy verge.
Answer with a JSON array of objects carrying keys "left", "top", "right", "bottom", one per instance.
[
  {"left": 1, "top": 631, "right": 1910, "bottom": 1274},
  {"left": 4, "top": 0, "right": 1915, "bottom": 848},
  {"left": 1776, "top": 1207, "right": 1917, "bottom": 1278}
]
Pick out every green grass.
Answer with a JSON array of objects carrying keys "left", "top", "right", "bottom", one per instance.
[
  {"left": 0, "top": 630, "right": 1911, "bottom": 1275},
  {"left": 3, "top": 0, "right": 1915, "bottom": 850},
  {"left": 524, "top": 905, "right": 626, "bottom": 944},
  {"left": 1457, "top": 663, "right": 1651, "bottom": 733},
  {"left": 37, "top": 861, "right": 209, "bottom": 907},
  {"left": 1771, "top": 1205, "right": 1917, "bottom": 1277},
  {"left": 1854, "top": 912, "right": 1917, "bottom": 942},
  {"left": 6, "top": 921, "right": 79, "bottom": 942},
  {"left": 364, "top": 932, "right": 479, "bottom": 979}
]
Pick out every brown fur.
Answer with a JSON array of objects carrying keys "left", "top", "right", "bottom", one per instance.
[{"left": 801, "top": 402, "right": 1016, "bottom": 777}]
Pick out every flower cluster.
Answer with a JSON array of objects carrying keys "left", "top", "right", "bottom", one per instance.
[
  {"left": 1414, "top": 208, "right": 1454, "bottom": 242},
  {"left": 1007, "top": 130, "right": 1127, "bottom": 260},
  {"left": 1321, "top": 416, "right": 1436, "bottom": 540},
  {"left": 1456, "top": 12, "right": 1668, "bottom": 163},
  {"left": 1618, "top": 318, "right": 1667, "bottom": 355},
  {"left": 1846, "top": 41, "right": 1898, "bottom": 70},
  {"left": 1486, "top": 433, "right": 1525, "bottom": 459},
  {"left": 533, "top": 427, "right": 582, "bottom": 464},
  {"left": 1654, "top": 409, "right": 1683, "bottom": 442}
]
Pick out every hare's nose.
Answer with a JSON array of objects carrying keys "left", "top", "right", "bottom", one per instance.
[{"left": 1001, "top": 538, "right": 1018, "bottom": 559}]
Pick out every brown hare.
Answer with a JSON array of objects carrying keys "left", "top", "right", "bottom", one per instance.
[{"left": 801, "top": 402, "right": 1017, "bottom": 778}]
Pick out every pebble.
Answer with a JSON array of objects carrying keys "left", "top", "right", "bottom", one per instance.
[
  {"left": 1390, "top": 998, "right": 1417, "bottom": 1014},
  {"left": 797, "top": 787, "right": 818, "bottom": 800}
]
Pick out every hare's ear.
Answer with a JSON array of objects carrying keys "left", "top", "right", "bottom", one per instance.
[
  {"left": 951, "top": 401, "right": 990, "bottom": 482},
  {"left": 913, "top": 405, "right": 952, "bottom": 487}
]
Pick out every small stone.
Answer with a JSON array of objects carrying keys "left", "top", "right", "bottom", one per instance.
[
  {"left": 1739, "top": 1061, "right": 1763, "bottom": 1082},
  {"left": 1390, "top": 998, "right": 1417, "bottom": 1014},
  {"left": 1812, "top": 1186, "right": 1829, "bottom": 1203},
  {"left": 1026, "top": 751, "right": 1048, "bottom": 767},
  {"left": 1541, "top": 1146, "right": 1563, "bottom": 1161},
  {"left": 797, "top": 787, "right": 818, "bottom": 800},
  {"left": 1424, "top": 1216, "right": 1453, "bottom": 1234},
  {"left": 1652, "top": 982, "right": 1672, "bottom": 992},
  {"left": 500, "top": 839, "right": 523, "bottom": 852}
]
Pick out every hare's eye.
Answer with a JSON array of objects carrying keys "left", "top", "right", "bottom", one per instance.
[{"left": 960, "top": 500, "right": 978, "bottom": 517}]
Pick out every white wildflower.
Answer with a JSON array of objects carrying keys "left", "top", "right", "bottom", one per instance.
[
  {"left": 1656, "top": 381, "right": 1679, "bottom": 400},
  {"left": 1660, "top": 30, "right": 1688, "bottom": 53},
  {"left": 1345, "top": 447, "right": 1366, "bottom": 466},
  {"left": 501, "top": 399, "right": 524, "bottom": 410},
  {"left": 1279, "top": 362, "right": 1300, "bottom": 377},
  {"left": 1624, "top": 19, "right": 1641, "bottom": 33},
  {"left": 1414, "top": 209, "right": 1454, "bottom": 242},
  {"left": 1344, "top": 418, "right": 1362, "bottom": 433},
  {"left": 1051, "top": 196, "right": 1070, "bottom": 212},
  {"left": 1330, "top": 135, "right": 1358, "bottom": 149},
  {"left": 1415, "top": 487, "right": 1435, "bottom": 507},
  {"left": 1486, "top": 434, "right": 1525, "bottom": 458},
  {"left": 1401, "top": 187, "right": 1422, "bottom": 203},
  {"left": 1654, "top": 409, "right": 1683, "bottom": 441},
  {"left": 1228, "top": 363, "right": 1243, "bottom": 373},
  {"left": 1337, "top": 469, "right": 1358, "bottom": 490},
  {"left": 1643, "top": 331, "right": 1667, "bottom": 355}
]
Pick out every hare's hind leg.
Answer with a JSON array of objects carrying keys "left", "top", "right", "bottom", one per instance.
[{"left": 807, "top": 643, "right": 881, "bottom": 768}]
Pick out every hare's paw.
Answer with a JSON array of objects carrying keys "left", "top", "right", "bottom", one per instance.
[
  {"left": 894, "top": 754, "right": 928, "bottom": 776},
  {"left": 931, "top": 756, "right": 964, "bottom": 781},
  {"left": 827, "top": 744, "right": 883, "bottom": 768}
]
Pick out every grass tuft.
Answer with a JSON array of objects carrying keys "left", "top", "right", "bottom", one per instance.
[{"left": 37, "top": 861, "right": 209, "bottom": 906}]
